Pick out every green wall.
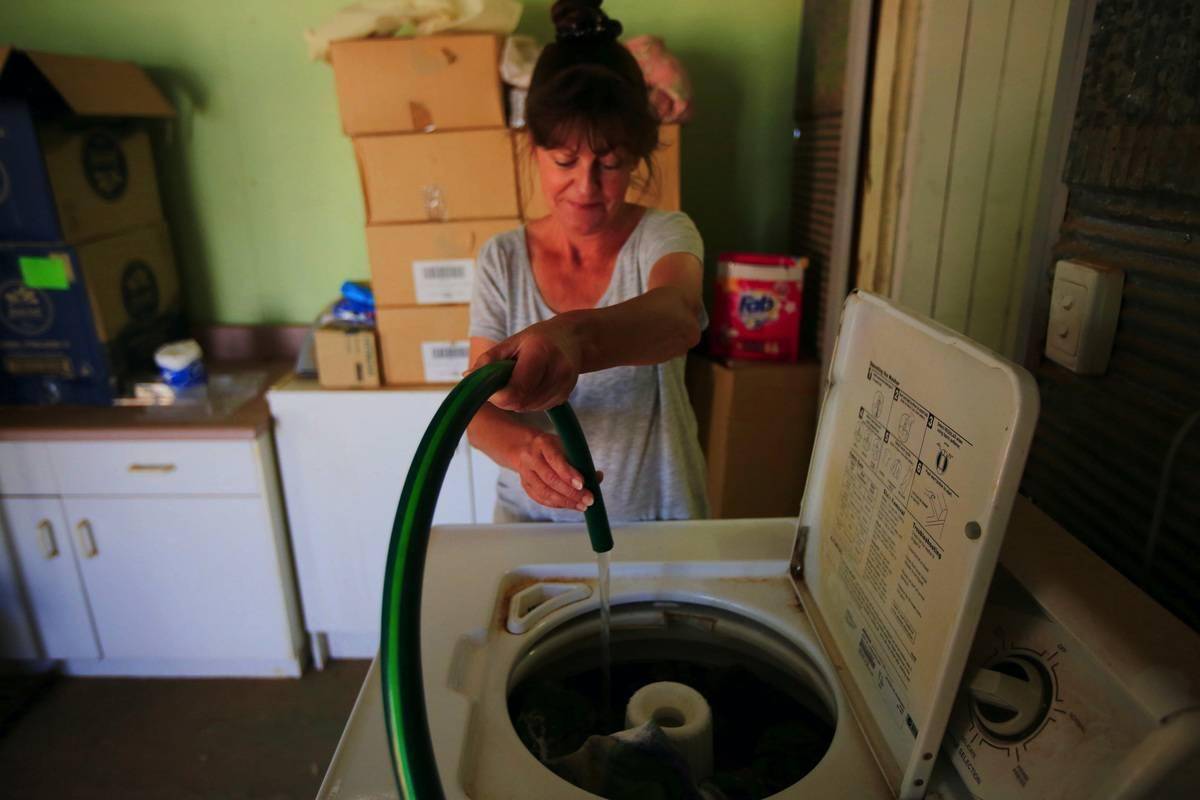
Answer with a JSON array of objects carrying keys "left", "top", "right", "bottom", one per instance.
[{"left": 1, "top": 0, "right": 802, "bottom": 324}]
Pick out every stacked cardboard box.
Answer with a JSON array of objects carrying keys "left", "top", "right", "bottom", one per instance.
[
  {"left": 331, "top": 35, "right": 683, "bottom": 385},
  {"left": 331, "top": 34, "right": 516, "bottom": 385},
  {"left": 0, "top": 47, "right": 180, "bottom": 405},
  {"left": 685, "top": 355, "right": 821, "bottom": 518}
]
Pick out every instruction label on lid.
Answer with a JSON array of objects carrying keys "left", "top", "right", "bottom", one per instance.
[
  {"left": 829, "top": 362, "right": 977, "bottom": 736},
  {"left": 421, "top": 340, "right": 470, "bottom": 382},
  {"left": 412, "top": 258, "right": 474, "bottom": 304}
]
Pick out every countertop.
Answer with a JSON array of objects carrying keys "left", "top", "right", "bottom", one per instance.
[
  {"left": 0, "top": 362, "right": 290, "bottom": 441},
  {"left": 268, "top": 373, "right": 456, "bottom": 394}
]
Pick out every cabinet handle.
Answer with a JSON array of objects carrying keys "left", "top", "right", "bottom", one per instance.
[
  {"left": 128, "top": 463, "right": 176, "bottom": 474},
  {"left": 37, "top": 519, "right": 59, "bottom": 559},
  {"left": 74, "top": 519, "right": 98, "bottom": 559}
]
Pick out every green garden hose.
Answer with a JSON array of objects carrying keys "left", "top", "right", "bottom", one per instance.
[{"left": 380, "top": 359, "right": 613, "bottom": 798}]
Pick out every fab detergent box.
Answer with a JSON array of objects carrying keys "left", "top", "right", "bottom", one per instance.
[{"left": 709, "top": 253, "right": 807, "bottom": 362}]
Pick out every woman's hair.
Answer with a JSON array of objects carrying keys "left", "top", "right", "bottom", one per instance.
[{"left": 525, "top": 0, "right": 658, "bottom": 169}]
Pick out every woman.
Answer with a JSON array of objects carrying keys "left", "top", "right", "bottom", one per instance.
[{"left": 468, "top": 0, "right": 708, "bottom": 523}]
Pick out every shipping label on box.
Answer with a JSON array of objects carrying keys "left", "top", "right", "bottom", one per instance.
[
  {"left": 377, "top": 305, "right": 470, "bottom": 385},
  {"left": 420, "top": 340, "right": 470, "bottom": 382},
  {"left": 412, "top": 258, "right": 474, "bottom": 304}
]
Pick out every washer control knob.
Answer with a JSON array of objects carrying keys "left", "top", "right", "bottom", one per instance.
[{"left": 967, "top": 654, "right": 1052, "bottom": 741}]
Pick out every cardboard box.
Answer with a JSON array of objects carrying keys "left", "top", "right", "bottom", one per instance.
[
  {"left": 0, "top": 47, "right": 174, "bottom": 243},
  {"left": 516, "top": 124, "right": 681, "bottom": 220},
  {"left": 685, "top": 354, "right": 821, "bottom": 518},
  {"left": 314, "top": 325, "right": 381, "bottom": 389},
  {"left": 367, "top": 219, "right": 518, "bottom": 306},
  {"left": 330, "top": 35, "right": 506, "bottom": 135},
  {"left": 0, "top": 222, "right": 182, "bottom": 405},
  {"left": 377, "top": 305, "right": 470, "bottom": 385},
  {"left": 355, "top": 129, "right": 519, "bottom": 224}
]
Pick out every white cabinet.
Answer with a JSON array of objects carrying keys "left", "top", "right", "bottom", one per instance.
[
  {"left": 0, "top": 435, "right": 304, "bottom": 677},
  {"left": 470, "top": 445, "right": 502, "bottom": 522},
  {"left": 63, "top": 497, "right": 296, "bottom": 663},
  {"left": 268, "top": 379, "right": 502, "bottom": 661},
  {"left": 0, "top": 507, "right": 42, "bottom": 659},
  {"left": 1, "top": 498, "right": 98, "bottom": 659}
]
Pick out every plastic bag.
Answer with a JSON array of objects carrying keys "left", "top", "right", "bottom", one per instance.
[{"left": 305, "top": 0, "right": 523, "bottom": 62}]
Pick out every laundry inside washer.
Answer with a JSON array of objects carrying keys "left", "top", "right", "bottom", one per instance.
[{"left": 507, "top": 601, "right": 834, "bottom": 798}]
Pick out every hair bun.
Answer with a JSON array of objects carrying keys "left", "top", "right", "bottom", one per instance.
[{"left": 551, "top": 0, "right": 623, "bottom": 44}]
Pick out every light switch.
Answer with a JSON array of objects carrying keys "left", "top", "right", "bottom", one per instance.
[
  {"left": 1045, "top": 259, "right": 1124, "bottom": 374},
  {"left": 1049, "top": 277, "right": 1086, "bottom": 356}
]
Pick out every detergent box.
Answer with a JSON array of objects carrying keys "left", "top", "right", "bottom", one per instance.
[{"left": 708, "top": 253, "right": 807, "bottom": 362}]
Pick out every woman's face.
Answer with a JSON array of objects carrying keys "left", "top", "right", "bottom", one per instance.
[{"left": 534, "top": 130, "right": 635, "bottom": 236}]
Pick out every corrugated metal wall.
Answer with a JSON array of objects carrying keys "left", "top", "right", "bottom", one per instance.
[
  {"left": 792, "top": 2, "right": 850, "bottom": 354},
  {"left": 1022, "top": 0, "right": 1200, "bottom": 630}
]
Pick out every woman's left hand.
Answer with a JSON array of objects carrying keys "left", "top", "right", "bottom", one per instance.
[{"left": 470, "top": 318, "right": 583, "bottom": 412}]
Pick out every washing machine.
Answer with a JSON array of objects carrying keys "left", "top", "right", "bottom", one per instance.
[{"left": 317, "top": 294, "right": 1200, "bottom": 799}]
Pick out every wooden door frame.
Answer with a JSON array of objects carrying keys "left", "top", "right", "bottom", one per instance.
[{"left": 856, "top": 0, "right": 1096, "bottom": 364}]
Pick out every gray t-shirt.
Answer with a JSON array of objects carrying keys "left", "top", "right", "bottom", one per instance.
[{"left": 469, "top": 208, "right": 710, "bottom": 523}]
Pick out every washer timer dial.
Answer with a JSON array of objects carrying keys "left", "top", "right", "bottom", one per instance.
[
  {"left": 967, "top": 653, "right": 1054, "bottom": 742},
  {"left": 944, "top": 584, "right": 1147, "bottom": 799}
]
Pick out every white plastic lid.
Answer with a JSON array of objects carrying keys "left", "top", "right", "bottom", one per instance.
[
  {"left": 154, "top": 339, "right": 203, "bottom": 372},
  {"left": 790, "top": 292, "right": 1038, "bottom": 798}
]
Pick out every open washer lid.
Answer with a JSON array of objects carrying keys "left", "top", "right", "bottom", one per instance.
[{"left": 789, "top": 291, "right": 1038, "bottom": 798}]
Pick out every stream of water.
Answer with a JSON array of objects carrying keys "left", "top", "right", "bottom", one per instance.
[{"left": 597, "top": 550, "right": 612, "bottom": 715}]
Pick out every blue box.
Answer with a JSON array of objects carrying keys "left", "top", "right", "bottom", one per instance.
[
  {"left": 0, "top": 102, "right": 63, "bottom": 242},
  {"left": 0, "top": 102, "right": 165, "bottom": 244},
  {"left": 0, "top": 48, "right": 174, "bottom": 244},
  {"left": 0, "top": 223, "right": 182, "bottom": 405}
]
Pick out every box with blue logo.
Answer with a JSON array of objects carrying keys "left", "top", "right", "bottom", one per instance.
[
  {"left": 0, "top": 223, "right": 182, "bottom": 405},
  {"left": 0, "top": 46, "right": 173, "bottom": 244}
]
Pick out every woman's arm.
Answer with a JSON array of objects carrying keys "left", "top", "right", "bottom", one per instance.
[
  {"left": 472, "top": 252, "right": 703, "bottom": 411},
  {"left": 466, "top": 336, "right": 596, "bottom": 512}
]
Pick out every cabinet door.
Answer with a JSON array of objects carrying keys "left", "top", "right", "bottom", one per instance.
[
  {"left": 0, "top": 502, "right": 38, "bottom": 659},
  {"left": 62, "top": 497, "right": 294, "bottom": 662},
  {"left": 268, "top": 386, "right": 473, "bottom": 637},
  {"left": 470, "top": 446, "right": 502, "bottom": 523},
  {"left": 1, "top": 497, "right": 98, "bottom": 659}
]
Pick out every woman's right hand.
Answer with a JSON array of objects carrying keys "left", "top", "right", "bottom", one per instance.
[{"left": 511, "top": 430, "right": 602, "bottom": 512}]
